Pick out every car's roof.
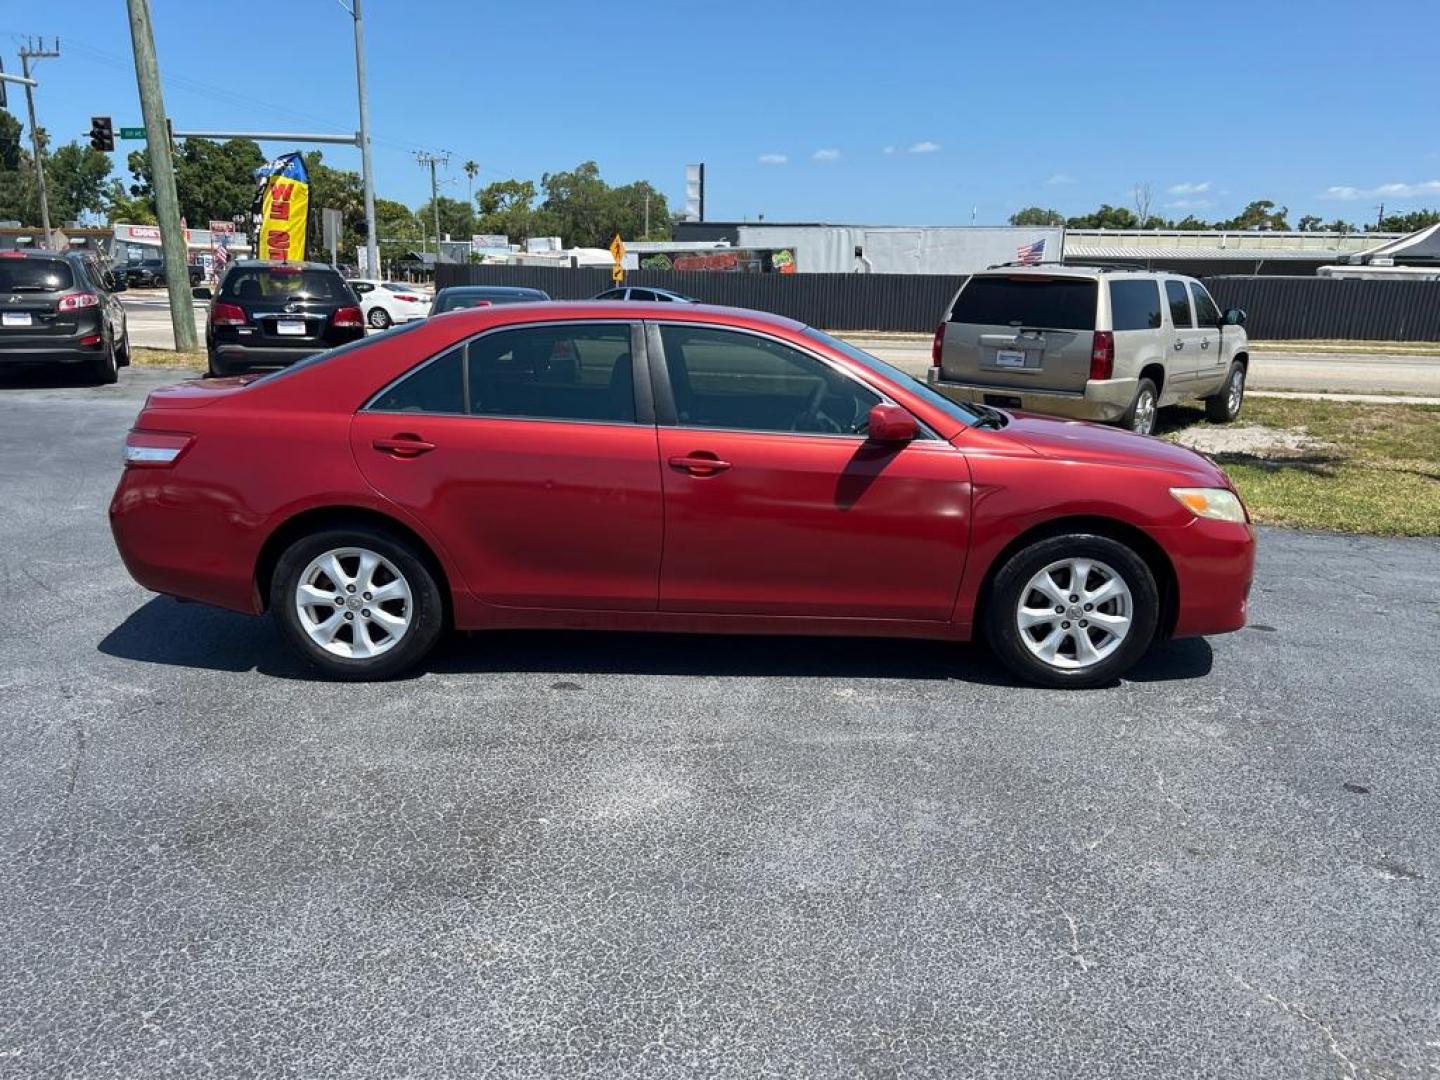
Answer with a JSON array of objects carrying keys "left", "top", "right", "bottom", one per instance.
[
  {"left": 972, "top": 264, "right": 1188, "bottom": 281},
  {"left": 430, "top": 299, "right": 806, "bottom": 333},
  {"left": 437, "top": 284, "right": 547, "bottom": 294},
  {"left": 229, "top": 259, "right": 341, "bottom": 272},
  {"left": 1, "top": 249, "right": 71, "bottom": 261}
]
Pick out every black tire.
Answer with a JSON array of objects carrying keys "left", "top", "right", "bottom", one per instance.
[
  {"left": 1205, "top": 362, "right": 1245, "bottom": 423},
  {"left": 984, "top": 532, "right": 1160, "bottom": 689},
  {"left": 270, "top": 524, "right": 445, "bottom": 681},
  {"left": 1119, "top": 377, "right": 1159, "bottom": 436},
  {"left": 367, "top": 306, "right": 392, "bottom": 329},
  {"left": 87, "top": 336, "right": 119, "bottom": 385},
  {"left": 206, "top": 349, "right": 229, "bottom": 378},
  {"left": 116, "top": 328, "right": 131, "bottom": 367}
]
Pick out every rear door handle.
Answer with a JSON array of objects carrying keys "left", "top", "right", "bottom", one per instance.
[
  {"left": 373, "top": 435, "right": 436, "bottom": 457},
  {"left": 1174, "top": 341, "right": 1185, "bottom": 350},
  {"left": 668, "top": 453, "right": 732, "bottom": 476},
  {"left": 1201, "top": 339, "right": 1210, "bottom": 349}
]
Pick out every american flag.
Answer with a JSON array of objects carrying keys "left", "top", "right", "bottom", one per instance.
[
  {"left": 210, "top": 233, "right": 230, "bottom": 279},
  {"left": 1015, "top": 237, "right": 1046, "bottom": 265}
]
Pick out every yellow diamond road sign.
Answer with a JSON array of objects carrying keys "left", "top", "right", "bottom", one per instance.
[
  {"left": 609, "top": 233, "right": 625, "bottom": 263},
  {"left": 612, "top": 265, "right": 624, "bottom": 283}
]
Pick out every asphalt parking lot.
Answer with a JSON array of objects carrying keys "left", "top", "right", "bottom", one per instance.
[{"left": 2, "top": 366, "right": 1438, "bottom": 1079}]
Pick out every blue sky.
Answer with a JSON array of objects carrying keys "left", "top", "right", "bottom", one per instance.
[{"left": 7, "top": 0, "right": 1439, "bottom": 225}]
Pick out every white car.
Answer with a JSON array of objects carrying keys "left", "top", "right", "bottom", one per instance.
[{"left": 346, "top": 279, "right": 433, "bottom": 329}]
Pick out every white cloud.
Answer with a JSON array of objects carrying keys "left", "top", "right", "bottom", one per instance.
[
  {"left": 883, "top": 145, "right": 897, "bottom": 154},
  {"left": 757, "top": 153, "right": 788, "bottom": 165},
  {"left": 812, "top": 148, "right": 841, "bottom": 162},
  {"left": 1167, "top": 181, "right": 1213, "bottom": 195},
  {"left": 908, "top": 140, "right": 940, "bottom": 154},
  {"left": 1045, "top": 172, "right": 1076, "bottom": 185},
  {"left": 1166, "top": 198, "right": 1214, "bottom": 210},
  {"left": 1322, "top": 180, "right": 1440, "bottom": 200}
]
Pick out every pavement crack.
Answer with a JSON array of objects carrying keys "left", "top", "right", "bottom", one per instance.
[{"left": 1226, "top": 968, "right": 1381, "bottom": 1079}]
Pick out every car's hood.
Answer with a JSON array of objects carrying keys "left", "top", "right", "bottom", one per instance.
[{"left": 987, "top": 412, "right": 1228, "bottom": 483}]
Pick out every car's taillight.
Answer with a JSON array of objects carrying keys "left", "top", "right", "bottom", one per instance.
[
  {"left": 58, "top": 292, "right": 100, "bottom": 312},
  {"left": 123, "top": 430, "right": 193, "bottom": 467},
  {"left": 211, "top": 302, "right": 247, "bottom": 326},
  {"left": 333, "top": 305, "right": 364, "bottom": 328},
  {"left": 1090, "top": 330, "right": 1115, "bottom": 381},
  {"left": 931, "top": 322, "right": 946, "bottom": 367},
  {"left": 394, "top": 294, "right": 421, "bottom": 303}
]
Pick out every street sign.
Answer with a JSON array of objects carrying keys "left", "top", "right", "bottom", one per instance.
[
  {"left": 119, "top": 127, "right": 146, "bottom": 140},
  {"left": 610, "top": 233, "right": 625, "bottom": 284}
]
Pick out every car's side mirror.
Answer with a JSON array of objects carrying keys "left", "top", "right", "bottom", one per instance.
[
  {"left": 1223, "top": 307, "right": 1246, "bottom": 327},
  {"left": 866, "top": 403, "right": 917, "bottom": 443},
  {"left": 192, "top": 286, "right": 212, "bottom": 300}
]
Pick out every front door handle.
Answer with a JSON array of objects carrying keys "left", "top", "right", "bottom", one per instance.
[
  {"left": 1201, "top": 339, "right": 1210, "bottom": 349},
  {"left": 668, "top": 453, "right": 732, "bottom": 476},
  {"left": 373, "top": 435, "right": 436, "bottom": 457},
  {"left": 1174, "top": 340, "right": 1185, "bottom": 350}
]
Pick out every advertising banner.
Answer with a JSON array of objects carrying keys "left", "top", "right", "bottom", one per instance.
[{"left": 254, "top": 153, "right": 310, "bottom": 263}]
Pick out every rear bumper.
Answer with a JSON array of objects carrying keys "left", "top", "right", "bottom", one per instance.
[
  {"left": 928, "top": 370, "right": 1138, "bottom": 422},
  {"left": 211, "top": 345, "right": 325, "bottom": 369},
  {"left": 0, "top": 339, "right": 108, "bottom": 365}
]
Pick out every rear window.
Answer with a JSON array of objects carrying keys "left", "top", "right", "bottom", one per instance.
[
  {"left": 950, "top": 276, "right": 1097, "bottom": 331},
  {"left": 0, "top": 258, "right": 74, "bottom": 292},
  {"left": 435, "top": 289, "right": 544, "bottom": 313},
  {"left": 1109, "top": 280, "right": 1164, "bottom": 331},
  {"left": 221, "top": 268, "right": 350, "bottom": 302}
]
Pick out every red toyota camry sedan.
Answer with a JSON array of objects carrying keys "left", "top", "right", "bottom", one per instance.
[{"left": 110, "top": 302, "right": 1255, "bottom": 688}]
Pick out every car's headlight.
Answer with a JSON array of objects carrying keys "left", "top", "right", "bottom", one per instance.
[{"left": 1171, "top": 487, "right": 1247, "bottom": 523}]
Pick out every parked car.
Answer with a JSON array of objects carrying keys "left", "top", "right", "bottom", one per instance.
[
  {"left": 112, "top": 301, "right": 1255, "bottom": 687},
  {"left": 123, "top": 259, "right": 204, "bottom": 289},
  {"left": 204, "top": 260, "right": 365, "bottom": 377},
  {"left": 592, "top": 286, "right": 698, "bottom": 303},
  {"left": 929, "top": 265, "right": 1249, "bottom": 435},
  {"left": 429, "top": 285, "right": 550, "bottom": 314},
  {"left": 346, "top": 278, "right": 433, "bottom": 329},
  {"left": 0, "top": 249, "right": 130, "bottom": 384}
]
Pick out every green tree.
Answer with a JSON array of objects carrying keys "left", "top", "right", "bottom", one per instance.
[
  {"left": 1065, "top": 204, "right": 1139, "bottom": 229},
  {"left": 475, "top": 178, "right": 539, "bottom": 243},
  {"left": 1375, "top": 209, "right": 1440, "bottom": 233},
  {"left": 1171, "top": 215, "right": 1211, "bottom": 230},
  {"left": 104, "top": 180, "right": 156, "bottom": 225},
  {"left": 301, "top": 151, "right": 366, "bottom": 258},
  {"left": 1297, "top": 214, "right": 1323, "bottom": 231},
  {"left": 414, "top": 195, "right": 475, "bottom": 243},
  {"left": 125, "top": 137, "right": 265, "bottom": 225},
  {"left": 1216, "top": 199, "right": 1288, "bottom": 231},
  {"left": 1009, "top": 206, "right": 1065, "bottom": 227},
  {"left": 45, "top": 142, "right": 112, "bottom": 223},
  {"left": 463, "top": 159, "right": 479, "bottom": 204},
  {"left": 1326, "top": 219, "right": 1358, "bottom": 233}
]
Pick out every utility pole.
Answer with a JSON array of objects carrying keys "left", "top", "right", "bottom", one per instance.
[
  {"left": 1375, "top": 203, "right": 1385, "bottom": 230},
  {"left": 126, "top": 0, "right": 199, "bottom": 351},
  {"left": 343, "top": 0, "right": 379, "bottom": 276},
  {"left": 18, "top": 39, "right": 60, "bottom": 248},
  {"left": 416, "top": 151, "right": 448, "bottom": 263}
]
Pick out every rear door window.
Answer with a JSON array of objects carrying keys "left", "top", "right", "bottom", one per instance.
[
  {"left": 0, "top": 258, "right": 73, "bottom": 292},
  {"left": 1109, "top": 280, "right": 1163, "bottom": 331},
  {"left": 370, "top": 347, "right": 465, "bottom": 413},
  {"left": 1165, "top": 281, "right": 1193, "bottom": 328},
  {"left": 466, "top": 323, "right": 636, "bottom": 423},
  {"left": 950, "top": 276, "right": 1097, "bottom": 330}
]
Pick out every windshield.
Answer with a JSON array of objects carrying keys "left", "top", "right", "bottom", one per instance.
[
  {"left": 802, "top": 327, "right": 983, "bottom": 427},
  {"left": 221, "top": 268, "right": 350, "bottom": 302},
  {"left": 252, "top": 319, "right": 428, "bottom": 384},
  {"left": 0, "top": 259, "right": 73, "bottom": 292}
]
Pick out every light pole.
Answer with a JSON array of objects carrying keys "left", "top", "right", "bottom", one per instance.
[{"left": 339, "top": 0, "right": 378, "bottom": 276}]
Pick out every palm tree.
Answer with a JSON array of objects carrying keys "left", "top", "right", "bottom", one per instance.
[{"left": 463, "top": 160, "right": 479, "bottom": 207}]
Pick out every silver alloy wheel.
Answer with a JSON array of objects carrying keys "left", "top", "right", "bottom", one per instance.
[
  {"left": 1131, "top": 389, "right": 1157, "bottom": 435},
  {"left": 295, "top": 546, "right": 413, "bottom": 660},
  {"left": 1016, "top": 557, "right": 1134, "bottom": 671},
  {"left": 1227, "top": 367, "right": 1244, "bottom": 415},
  {"left": 367, "top": 307, "right": 391, "bottom": 328}
]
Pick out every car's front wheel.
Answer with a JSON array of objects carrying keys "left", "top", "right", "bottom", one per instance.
[
  {"left": 367, "top": 307, "right": 392, "bottom": 329},
  {"left": 985, "top": 533, "right": 1160, "bottom": 689},
  {"left": 1205, "top": 362, "right": 1245, "bottom": 423},
  {"left": 271, "top": 525, "right": 445, "bottom": 680}
]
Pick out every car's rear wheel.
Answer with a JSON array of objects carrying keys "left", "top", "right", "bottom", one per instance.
[
  {"left": 1120, "top": 378, "right": 1159, "bottom": 436},
  {"left": 367, "top": 307, "right": 392, "bottom": 329},
  {"left": 1205, "top": 362, "right": 1245, "bottom": 423},
  {"left": 116, "top": 327, "right": 131, "bottom": 367},
  {"left": 206, "top": 349, "right": 229, "bottom": 378},
  {"left": 985, "top": 533, "right": 1159, "bottom": 689},
  {"left": 87, "top": 335, "right": 119, "bottom": 385},
  {"left": 271, "top": 525, "right": 445, "bottom": 680}
]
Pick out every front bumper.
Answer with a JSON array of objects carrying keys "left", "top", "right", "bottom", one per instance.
[
  {"left": 1162, "top": 518, "right": 1257, "bottom": 639},
  {"left": 928, "top": 370, "right": 1138, "bottom": 422}
]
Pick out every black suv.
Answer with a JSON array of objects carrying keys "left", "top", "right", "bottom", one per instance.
[
  {"left": 124, "top": 259, "right": 204, "bottom": 289},
  {"left": 0, "top": 250, "right": 130, "bottom": 384},
  {"left": 206, "top": 260, "right": 365, "bottom": 376}
]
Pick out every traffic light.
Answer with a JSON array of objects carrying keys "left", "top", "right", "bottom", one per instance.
[{"left": 89, "top": 116, "right": 114, "bottom": 153}]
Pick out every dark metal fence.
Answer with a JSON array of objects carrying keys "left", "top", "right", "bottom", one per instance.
[{"left": 436, "top": 263, "right": 1440, "bottom": 341}]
